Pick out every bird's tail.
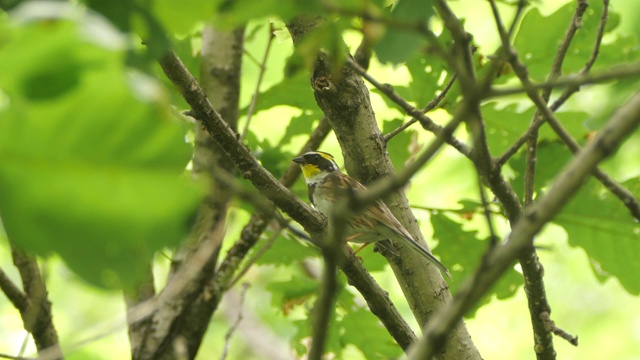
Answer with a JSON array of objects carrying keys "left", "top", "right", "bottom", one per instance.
[{"left": 400, "top": 235, "right": 452, "bottom": 279}]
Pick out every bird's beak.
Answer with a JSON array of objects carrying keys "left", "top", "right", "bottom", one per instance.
[{"left": 292, "top": 156, "right": 305, "bottom": 164}]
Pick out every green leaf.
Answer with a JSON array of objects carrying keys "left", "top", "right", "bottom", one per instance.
[
  {"left": 213, "top": 0, "right": 320, "bottom": 29},
  {"left": 509, "top": 140, "right": 573, "bottom": 201},
  {"left": 151, "top": 0, "right": 214, "bottom": 35},
  {"left": 267, "top": 275, "right": 320, "bottom": 309},
  {"left": 276, "top": 112, "right": 321, "bottom": 148},
  {"left": 555, "top": 178, "right": 640, "bottom": 294},
  {"left": 405, "top": 54, "right": 449, "bottom": 106},
  {"left": 374, "top": 0, "right": 434, "bottom": 64},
  {"left": 341, "top": 308, "right": 403, "bottom": 359},
  {"left": 256, "top": 232, "right": 319, "bottom": 266},
  {"left": 432, "top": 213, "right": 523, "bottom": 315},
  {"left": 512, "top": 2, "right": 630, "bottom": 81},
  {"left": 482, "top": 102, "right": 588, "bottom": 156},
  {"left": 0, "top": 20, "right": 202, "bottom": 289},
  {"left": 382, "top": 118, "right": 412, "bottom": 171},
  {"left": 242, "top": 72, "right": 316, "bottom": 115}
]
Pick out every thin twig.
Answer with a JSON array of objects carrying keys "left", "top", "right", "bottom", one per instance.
[
  {"left": 0, "top": 353, "right": 34, "bottom": 360},
  {"left": 347, "top": 58, "right": 472, "bottom": 158},
  {"left": 220, "top": 283, "right": 250, "bottom": 360},
  {"left": 495, "top": 0, "right": 592, "bottom": 166},
  {"left": 492, "top": 5, "right": 640, "bottom": 223},
  {"left": 488, "top": 61, "right": 640, "bottom": 100},
  {"left": 384, "top": 73, "right": 458, "bottom": 142},
  {"left": 507, "top": 0, "right": 529, "bottom": 37},
  {"left": 545, "top": 0, "right": 609, "bottom": 112},
  {"left": 18, "top": 332, "right": 29, "bottom": 359},
  {"left": 241, "top": 22, "right": 275, "bottom": 140},
  {"left": 489, "top": 1, "right": 590, "bottom": 357},
  {"left": 307, "top": 211, "right": 344, "bottom": 360},
  {"left": 541, "top": 312, "right": 579, "bottom": 346},
  {"left": 226, "top": 226, "right": 283, "bottom": 289},
  {"left": 410, "top": 204, "right": 503, "bottom": 215}
]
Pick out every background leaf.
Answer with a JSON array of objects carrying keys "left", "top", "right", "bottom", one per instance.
[
  {"left": 0, "top": 20, "right": 202, "bottom": 288},
  {"left": 555, "top": 178, "right": 640, "bottom": 294}
]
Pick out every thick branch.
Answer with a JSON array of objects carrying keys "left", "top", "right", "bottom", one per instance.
[{"left": 159, "top": 50, "right": 325, "bottom": 234}]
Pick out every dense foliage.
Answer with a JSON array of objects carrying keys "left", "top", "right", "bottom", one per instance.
[{"left": 1, "top": 0, "right": 639, "bottom": 359}]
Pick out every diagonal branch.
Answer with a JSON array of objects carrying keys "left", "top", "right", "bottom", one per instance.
[
  {"left": 9, "top": 247, "right": 61, "bottom": 359},
  {"left": 0, "top": 266, "right": 28, "bottom": 311},
  {"left": 409, "top": 89, "right": 640, "bottom": 360},
  {"left": 347, "top": 58, "right": 471, "bottom": 158},
  {"left": 383, "top": 73, "right": 458, "bottom": 142},
  {"left": 158, "top": 50, "right": 419, "bottom": 351},
  {"left": 160, "top": 50, "right": 325, "bottom": 233}
]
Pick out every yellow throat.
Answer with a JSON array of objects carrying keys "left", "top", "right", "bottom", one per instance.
[{"left": 300, "top": 164, "right": 321, "bottom": 179}]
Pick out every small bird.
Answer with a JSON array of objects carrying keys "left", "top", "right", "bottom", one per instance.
[{"left": 293, "top": 151, "right": 451, "bottom": 278}]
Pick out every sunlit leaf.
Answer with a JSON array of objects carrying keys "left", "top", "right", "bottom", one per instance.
[
  {"left": 242, "top": 72, "right": 316, "bottom": 115},
  {"left": 432, "top": 213, "right": 523, "bottom": 316},
  {"left": 482, "top": 102, "right": 588, "bottom": 156},
  {"left": 374, "top": 0, "right": 434, "bottom": 64},
  {"left": 509, "top": 140, "right": 573, "bottom": 201},
  {"left": 256, "top": 232, "right": 319, "bottom": 266},
  {"left": 342, "top": 308, "right": 403, "bottom": 359},
  {"left": 152, "top": 0, "right": 213, "bottom": 35},
  {"left": 555, "top": 178, "right": 640, "bottom": 294}
]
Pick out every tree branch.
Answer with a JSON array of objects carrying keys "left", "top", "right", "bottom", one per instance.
[
  {"left": 131, "top": 26, "right": 246, "bottom": 360},
  {"left": 409, "top": 89, "right": 640, "bottom": 359},
  {"left": 346, "top": 59, "right": 472, "bottom": 159},
  {"left": 10, "top": 247, "right": 61, "bottom": 359},
  {"left": 159, "top": 49, "right": 419, "bottom": 353},
  {"left": 241, "top": 23, "right": 275, "bottom": 140},
  {"left": 489, "top": 1, "right": 591, "bottom": 357},
  {"left": 488, "top": 61, "right": 640, "bottom": 99},
  {"left": 0, "top": 266, "right": 28, "bottom": 311},
  {"left": 383, "top": 73, "right": 458, "bottom": 142}
]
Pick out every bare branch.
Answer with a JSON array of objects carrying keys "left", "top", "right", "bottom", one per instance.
[
  {"left": 384, "top": 73, "right": 458, "bottom": 142},
  {"left": 159, "top": 49, "right": 419, "bottom": 352},
  {"left": 220, "top": 283, "right": 250, "bottom": 360},
  {"left": 489, "top": 1, "right": 591, "bottom": 357},
  {"left": 489, "top": 61, "right": 640, "bottom": 100},
  {"left": 241, "top": 23, "right": 275, "bottom": 140},
  {"left": 409, "top": 90, "right": 640, "bottom": 359},
  {"left": 0, "top": 266, "right": 28, "bottom": 311},
  {"left": 10, "top": 247, "right": 61, "bottom": 359},
  {"left": 346, "top": 58, "right": 472, "bottom": 158}
]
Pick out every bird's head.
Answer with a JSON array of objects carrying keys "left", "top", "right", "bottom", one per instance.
[{"left": 292, "top": 151, "right": 340, "bottom": 182}]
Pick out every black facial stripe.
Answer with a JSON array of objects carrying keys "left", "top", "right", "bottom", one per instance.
[{"left": 303, "top": 153, "right": 337, "bottom": 172}]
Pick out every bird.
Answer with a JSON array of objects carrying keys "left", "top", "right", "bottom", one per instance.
[{"left": 293, "top": 151, "right": 451, "bottom": 279}]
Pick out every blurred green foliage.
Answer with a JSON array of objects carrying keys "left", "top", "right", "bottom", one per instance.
[{"left": 1, "top": 0, "right": 639, "bottom": 359}]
